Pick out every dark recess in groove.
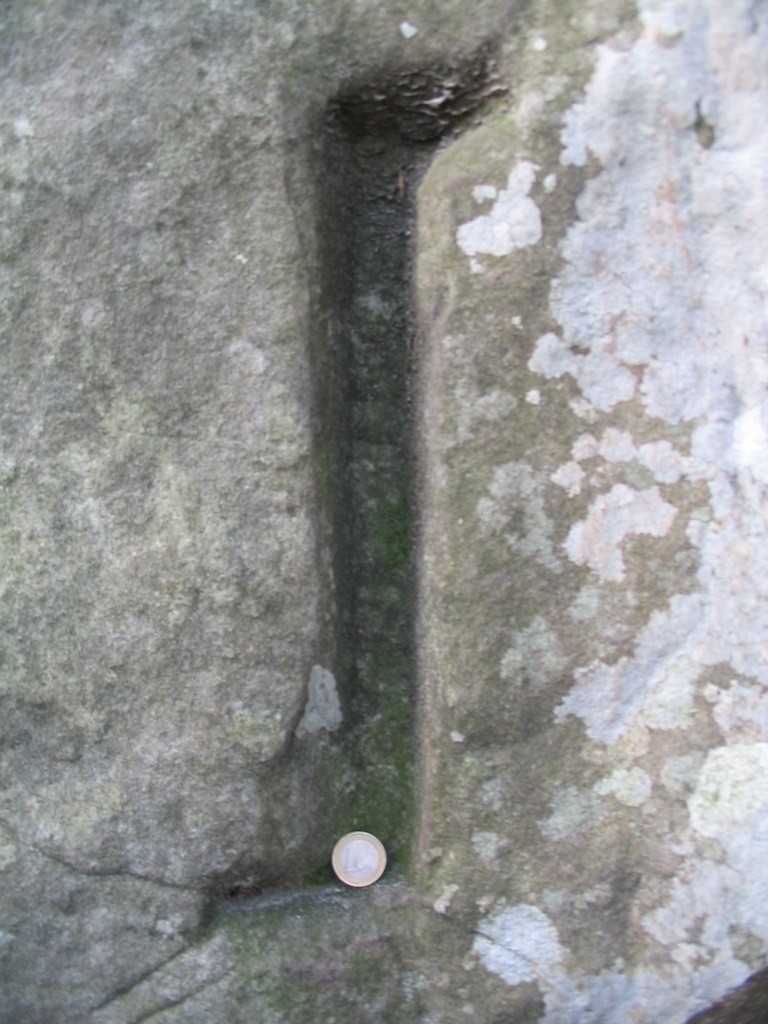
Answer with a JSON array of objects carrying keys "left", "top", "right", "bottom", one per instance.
[{"left": 310, "top": 46, "right": 506, "bottom": 866}]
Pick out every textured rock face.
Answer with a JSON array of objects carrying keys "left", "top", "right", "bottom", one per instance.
[
  {"left": 0, "top": 2, "right": 331, "bottom": 890},
  {"left": 2, "top": 0, "right": 768, "bottom": 1021},
  {"left": 416, "top": 0, "right": 768, "bottom": 1019}
]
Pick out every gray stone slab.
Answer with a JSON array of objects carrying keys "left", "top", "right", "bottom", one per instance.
[{"left": 3, "top": 1, "right": 768, "bottom": 1022}]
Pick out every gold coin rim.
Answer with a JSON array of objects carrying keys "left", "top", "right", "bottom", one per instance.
[{"left": 331, "top": 831, "right": 387, "bottom": 888}]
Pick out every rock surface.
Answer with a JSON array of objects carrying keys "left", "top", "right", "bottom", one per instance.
[
  {"left": 2, "top": 0, "right": 768, "bottom": 1021},
  {"left": 416, "top": 0, "right": 768, "bottom": 1018}
]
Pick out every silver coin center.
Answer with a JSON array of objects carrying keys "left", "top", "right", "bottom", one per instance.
[{"left": 339, "top": 838, "right": 379, "bottom": 879}]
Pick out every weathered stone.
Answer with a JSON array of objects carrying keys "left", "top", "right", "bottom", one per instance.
[
  {"left": 0, "top": 0, "right": 327, "bottom": 894},
  {"left": 415, "top": 0, "right": 768, "bottom": 1020},
  {"left": 0, "top": 0, "right": 521, "bottom": 1017},
  {"left": 1, "top": 837, "right": 207, "bottom": 1024},
  {"left": 2, "top": 0, "right": 768, "bottom": 1021}
]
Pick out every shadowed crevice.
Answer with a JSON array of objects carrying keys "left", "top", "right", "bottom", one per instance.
[{"left": 309, "top": 46, "right": 506, "bottom": 868}]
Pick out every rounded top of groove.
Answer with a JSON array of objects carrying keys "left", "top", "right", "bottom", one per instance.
[{"left": 326, "top": 45, "right": 506, "bottom": 143}]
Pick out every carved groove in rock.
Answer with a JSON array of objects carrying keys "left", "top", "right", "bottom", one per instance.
[{"left": 307, "top": 48, "right": 505, "bottom": 874}]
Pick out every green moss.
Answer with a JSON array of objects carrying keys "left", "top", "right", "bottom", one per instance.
[
  {"left": 370, "top": 494, "right": 411, "bottom": 576},
  {"left": 344, "top": 770, "right": 414, "bottom": 870},
  {"left": 349, "top": 951, "right": 388, "bottom": 990}
]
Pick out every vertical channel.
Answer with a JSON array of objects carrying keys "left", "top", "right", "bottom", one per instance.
[
  {"left": 311, "top": 50, "right": 505, "bottom": 871},
  {"left": 316, "top": 131, "right": 425, "bottom": 866}
]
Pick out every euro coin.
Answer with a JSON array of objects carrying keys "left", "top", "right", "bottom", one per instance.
[{"left": 332, "top": 831, "right": 387, "bottom": 888}]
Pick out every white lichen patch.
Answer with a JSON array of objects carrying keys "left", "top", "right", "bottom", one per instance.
[
  {"left": 569, "top": 397, "right": 598, "bottom": 423},
  {"left": 705, "top": 681, "right": 768, "bottom": 742},
  {"left": 472, "top": 184, "right": 498, "bottom": 203},
  {"left": 571, "top": 434, "right": 599, "bottom": 462},
  {"left": 732, "top": 404, "right": 768, "bottom": 484},
  {"left": 477, "top": 461, "right": 562, "bottom": 573},
  {"left": 472, "top": 831, "right": 502, "bottom": 864},
  {"left": 638, "top": 656, "right": 700, "bottom": 731},
  {"left": 643, "top": 793, "right": 768, "bottom": 972},
  {"left": 529, "top": 332, "right": 636, "bottom": 411},
  {"left": 543, "top": 0, "right": 768, "bottom": 436},
  {"left": 568, "top": 584, "right": 601, "bottom": 622},
  {"left": 558, "top": 428, "right": 694, "bottom": 487},
  {"left": 550, "top": 460, "right": 584, "bottom": 497},
  {"left": 564, "top": 484, "right": 677, "bottom": 583},
  {"left": 643, "top": 857, "right": 743, "bottom": 953},
  {"left": 473, "top": 904, "right": 566, "bottom": 987},
  {"left": 500, "top": 615, "right": 567, "bottom": 689},
  {"left": 481, "top": 777, "right": 504, "bottom": 812},
  {"left": 598, "top": 428, "right": 636, "bottom": 463},
  {"left": 457, "top": 162, "right": 542, "bottom": 258},
  {"left": 454, "top": 386, "right": 517, "bottom": 445},
  {"left": 154, "top": 914, "right": 184, "bottom": 940},
  {"left": 556, "top": 597, "right": 704, "bottom": 743},
  {"left": 539, "top": 785, "right": 605, "bottom": 841},
  {"left": 637, "top": 440, "right": 691, "bottom": 485},
  {"left": 594, "top": 766, "right": 652, "bottom": 807},
  {"left": 531, "top": 0, "right": 768, "bottom": 1015},
  {"left": 433, "top": 883, "right": 459, "bottom": 915},
  {"left": 295, "top": 665, "right": 342, "bottom": 737},
  {"left": 560, "top": 516, "right": 768, "bottom": 741},
  {"left": 688, "top": 743, "right": 768, "bottom": 839}
]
